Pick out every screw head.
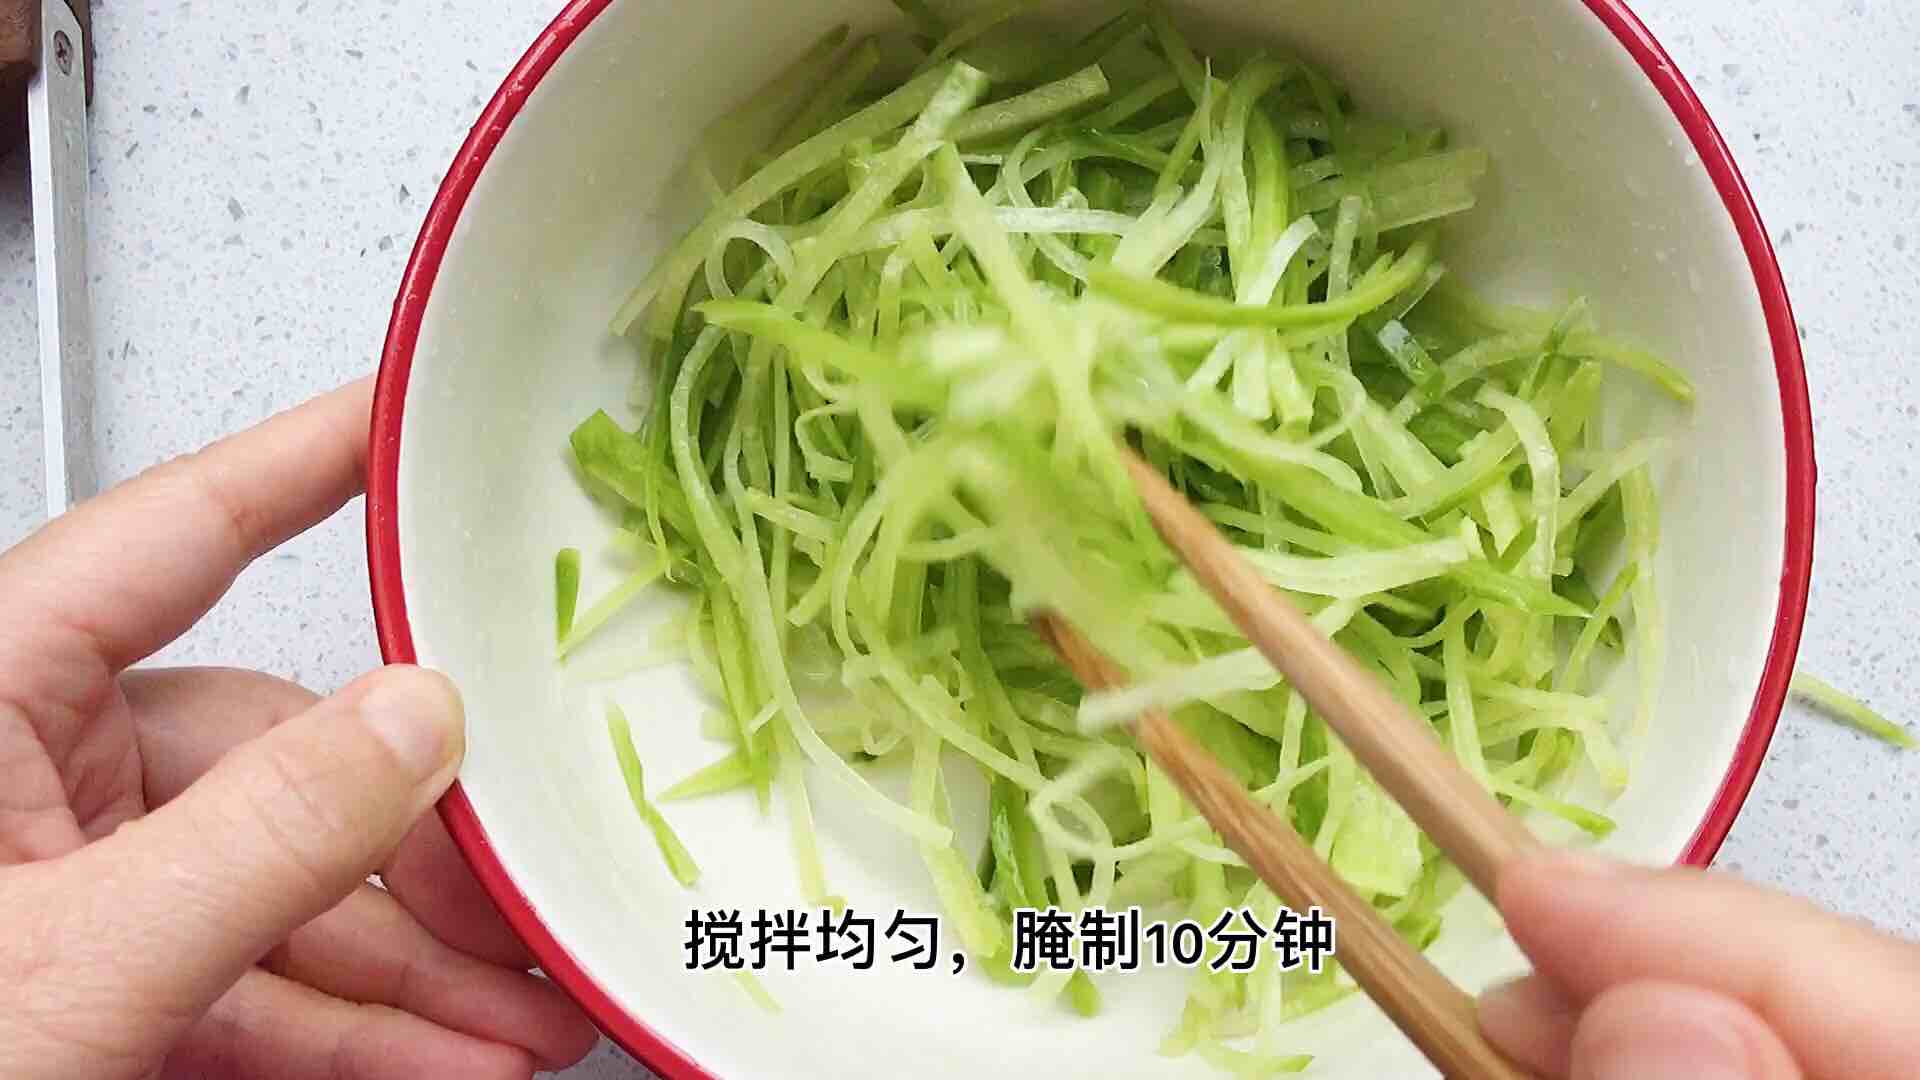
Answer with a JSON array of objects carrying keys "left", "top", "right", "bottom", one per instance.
[{"left": 54, "top": 30, "right": 73, "bottom": 76}]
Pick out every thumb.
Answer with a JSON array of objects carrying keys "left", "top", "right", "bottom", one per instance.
[
  {"left": 1480, "top": 976, "right": 1804, "bottom": 1080},
  {"left": 1566, "top": 982, "right": 1803, "bottom": 1080},
  {"left": 53, "top": 665, "right": 464, "bottom": 1041}
]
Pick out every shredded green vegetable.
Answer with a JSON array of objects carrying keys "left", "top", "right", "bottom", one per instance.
[
  {"left": 555, "top": 547, "right": 582, "bottom": 644},
  {"left": 557, "top": 557, "right": 669, "bottom": 660},
  {"left": 608, "top": 704, "right": 703, "bottom": 886},
  {"left": 733, "top": 969, "right": 782, "bottom": 1013},
  {"left": 569, "top": 4, "right": 1694, "bottom": 1066},
  {"left": 1791, "top": 673, "right": 1914, "bottom": 750}
]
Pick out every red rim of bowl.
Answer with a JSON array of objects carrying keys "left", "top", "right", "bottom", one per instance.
[{"left": 367, "top": 1, "right": 1815, "bottom": 1075}]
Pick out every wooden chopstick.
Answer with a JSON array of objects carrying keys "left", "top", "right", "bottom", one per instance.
[
  {"left": 1116, "top": 448, "right": 1539, "bottom": 903},
  {"left": 1028, "top": 444, "right": 1552, "bottom": 1076},
  {"left": 1035, "top": 615, "right": 1536, "bottom": 1080}
]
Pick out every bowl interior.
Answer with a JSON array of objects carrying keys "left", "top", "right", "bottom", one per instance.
[{"left": 385, "top": 1, "right": 1793, "bottom": 1076}]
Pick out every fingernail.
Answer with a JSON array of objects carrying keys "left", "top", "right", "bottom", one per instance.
[
  {"left": 1535, "top": 846, "right": 1640, "bottom": 880},
  {"left": 359, "top": 666, "right": 465, "bottom": 781},
  {"left": 1480, "top": 975, "right": 1572, "bottom": 1022},
  {"left": 1584, "top": 1014, "right": 1751, "bottom": 1080},
  {"left": 1479, "top": 975, "right": 1578, "bottom": 1075},
  {"left": 1478, "top": 977, "right": 1526, "bottom": 1019}
]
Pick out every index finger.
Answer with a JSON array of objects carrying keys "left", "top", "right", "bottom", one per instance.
[
  {"left": 0, "top": 378, "right": 372, "bottom": 682},
  {"left": 1500, "top": 850, "right": 1920, "bottom": 1080},
  {"left": 124, "top": 665, "right": 538, "bottom": 969}
]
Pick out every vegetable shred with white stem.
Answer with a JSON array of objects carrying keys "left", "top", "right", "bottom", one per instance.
[{"left": 562, "top": 2, "right": 1693, "bottom": 1069}]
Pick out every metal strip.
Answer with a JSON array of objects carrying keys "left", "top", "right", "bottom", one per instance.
[{"left": 29, "top": 0, "right": 92, "bottom": 517}]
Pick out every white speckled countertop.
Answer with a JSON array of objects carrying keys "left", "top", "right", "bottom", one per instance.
[{"left": 0, "top": 3, "right": 1914, "bottom": 1077}]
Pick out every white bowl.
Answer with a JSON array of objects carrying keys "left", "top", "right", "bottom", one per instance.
[{"left": 368, "top": 1, "right": 1815, "bottom": 1076}]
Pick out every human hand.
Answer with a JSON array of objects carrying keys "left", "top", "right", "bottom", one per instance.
[
  {"left": 1478, "top": 848, "right": 1920, "bottom": 1080},
  {"left": 0, "top": 378, "right": 599, "bottom": 1079}
]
